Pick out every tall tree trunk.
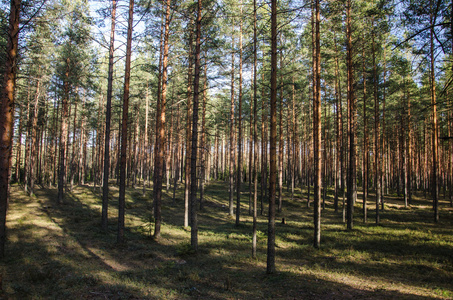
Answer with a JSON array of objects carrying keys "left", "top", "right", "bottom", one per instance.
[
  {"left": 185, "top": 20, "right": 193, "bottom": 228},
  {"left": 260, "top": 69, "right": 267, "bottom": 216},
  {"left": 278, "top": 47, "right": 284, "bottom": 213},
  {"left": 153, "top": 0, "right": 170, "bottom": 238},
  {"left": 29, "top": 78, "right": 41, "bottom": 196},
  {"left": 102, "top": 0, "right": 117, "bottom": 229},
  {"left": 117, "top": 0, "right": 134, "bottom": 243},
  {"left": 406, "top": 77, "right": 412, "bottom": 205},
  {"left": 313, "top": 0, "right": 321, "bottom": 248},
  {"left": 58, "top": 59, "right": 70, "bottom": 203},
  {"left": 372, "top": 21, "right": 380, "bottom": 224},
  {"left": 361, "top": 41, "right": 368, "bottom": 223},
  {"left": 346, "top": 0, "right": 356, "bottom": 230},
  {"left": 78, "top": 96, "right": 86, "bottom": 185},
  {"left": 381, "top": 47, "right": 387, "bottom": 207},
  {"left": 236, "top": 3, "right": 243, "bottom": 226},
  {"left": 267, "top": 0, "right": 277, "bottom": 274},
  {"left": 0, "top": 0, "right": 21, "bottom": 258},
  {"left": 199, "top": 63, "right": 207, "bottom": 210},
  {"left": 15, "top": 105, "right": 23, "bottom": 183},
  {"left": 252, "top": 0, "right": 258, "bottom": 258},
  {"left": 229, "top": 27, "right": 235, "bottom": 218},
  {"left": 143, "top": 83, "right": 149, "bottom": 196},
  {"left": 334, "top": 33, "right": 343, "bottom": 214},
  {"left": 69, "top": 91, "right": 78, "bottom": 191},
  {"left": 190, "top": 0, "right": 202, "bottom": 252},
  {"left": 430, "top": 1, "right": 439, "bottom": 222}
]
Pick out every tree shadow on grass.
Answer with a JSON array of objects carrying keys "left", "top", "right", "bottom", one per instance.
[{"left": 3, "top": 183, "right": 453, "bottom": 299}]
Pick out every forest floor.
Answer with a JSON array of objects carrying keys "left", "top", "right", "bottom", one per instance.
[{"left": 1, "top": 180, "right": 453, "bottom": 299}]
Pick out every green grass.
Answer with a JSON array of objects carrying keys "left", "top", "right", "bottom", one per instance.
[{"left": 1, "top": 181, "right": 452, "bottom": 299}]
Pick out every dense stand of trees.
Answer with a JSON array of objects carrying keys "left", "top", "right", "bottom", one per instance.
[{"left": 1, "top": 0, "right": 452, "bottom": 273}]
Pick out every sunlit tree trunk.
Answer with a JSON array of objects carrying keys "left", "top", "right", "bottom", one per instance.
[
  {"left": 185, "top": 20, "right": 193, "bottom": 228},
  {"left": 117, "top": 0, "right": 134, "bottom": 243},
  {"left": 29, "top": 78, "right": 41, "bottom": 196},
  {"left": 199, "top": 63, "right": 207, "bottom": 210},
  {"left": 361, "top": 42, "right": 368, "bottom": 223},
  {"left": 102, "top": 0, "right": 117, "bottom": 230},
  {"left": 430, "top": 0, "right": 439, "bottom": 222},
  {"left": 0, "top": 0, "right": 21, "bottom": 258},
  {"left": 229, "top": 27, "right": 235, "bottom": 217},
  {"left": 58, "top": 59, "right": 70, "bottom": 204},
  {"left": 153, "top": 0, "right": 170, "bottom": 238},
  {"left": 372, "top": 21, "right": 380, "bottom": 224}
]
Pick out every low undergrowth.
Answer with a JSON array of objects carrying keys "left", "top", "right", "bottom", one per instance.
[{"left": 1, "top": 181, "right": 452, "bottom": 299}]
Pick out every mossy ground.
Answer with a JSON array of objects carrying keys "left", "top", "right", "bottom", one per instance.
[{"left": 1, "top": 180, "right": 452, "bottom": 299}]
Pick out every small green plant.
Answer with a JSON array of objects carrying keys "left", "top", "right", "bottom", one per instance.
[{"left": 176, "top": 243, "right": 195, "bottom": 257}]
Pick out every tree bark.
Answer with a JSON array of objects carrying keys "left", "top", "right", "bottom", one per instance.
[
  {"left": 153, "top": 0, "right": 170, "bottom": 238},
  {"left": 184, "top": 20, "right": 193, "bottom": 228},
  {"left": 117, "top": 0, "right": 134, "bottom": 243},
  {"left": 0, "top": 0, "right": 21, "bottom": 258},
  {"left": 430, "top": 0, "right": 439, "bottom": 222},
  {"left": 236, "top": 3, "right": 243, "bottom": 226},
  {"left": 267, "top": 0, "right": 277, "bottom": 274},
  {"left": 346, "top": 0, "right": 356, "bottom": 230},
  {"left": 252, "top": 0, "right": 258, "bottom": 258},
  {"left": 190, "top": 0, "right": 202, "bottom": 252},
  {"left": 362, "top": 41, "right": 368, "bottom": 223},
  {"left": 58, "top": 59, "right": 70, "bottom": 204},
  {"left": 313, "top": 0, "right": 321, "bottom": 248},
  {"left": 29, "top": 78, "right": 41, "bottom": 196},
  {"left": 372, "top": 21, "right": 380, "bottom": 224},
  {"left": 229, "top": 27, "right": 235, "bottom": 218}
]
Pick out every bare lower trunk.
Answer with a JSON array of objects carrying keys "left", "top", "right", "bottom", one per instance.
[
  {"left": 0, "top": 0, "right": 21, "bottom": 258},
  {"left": 267, "top": 0, "right": 277, "bottom": 274},
  {"left": 117, "top": 0, "right": 134, "bottom": 243}
]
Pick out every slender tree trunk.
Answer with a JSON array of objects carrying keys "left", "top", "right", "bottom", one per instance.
[
  {"left": 153, "top": 0, "right": 170, "bottom": 238},
  {"left": 261, "top": 69, "right": 267, "bottom": 216},
  {"left": 381, "top": 47, "right": 387, "bottom": 208},
  {"left": 78, "top": 96, "right": 86, "bottom": 185},
  {"left": 102, "top": 0, "right": 116, "bottom": 228},
  {"left": 199, "top": 63, "right": 207, "bottom": 210},
  {"left": 407, "top": 81, "right": 412, "bottom": 205},
  {"left": 58, "top": 59, "right": 70, "bottom": 204},
  {"left": 334, "top": 33, "right": 343, "bottom": 214},
  {"left": 29, "top": 78, "right": 41, "bottom": 196},
  {"left": 372, "top": 22, "right": 380, "bottom": 224},
  {"left": 0, "top": 0, "right": 21, "bottom": 258},
  {"left": 430, "top": 1, "right": 439, "bottom": 222},
  {"left": 143, "top": 83, "right": 149, "bottom": 196},
  {"left": 278, "top": 48, "right": 283, "bottom": 213},
  {"left": 229, "top": 27, "right": 235, "bottom": 217},
  {"left": 236, "top": 4, "right": 243, "bottom": 226},
  {"left": 117, "top": 0, "right": 134, "bottom": 243},
  {"left": 252, "top": 0, "right": 258, "bottom": 258},
  {"left": 346, "top": 0, "right": 355, "bottom": 230},
  {"left": 362, "top": 41, "right": 368, "bottom": 223},
  {"left": 15, "top": 105, "right": 23, "bottom": 183},
  {"left": 184, "top": 20, "right": 193, "bottom": 228},
  {"left": 172, "top": 101, "right": 180, "bottom": 201},
  {"left": 190, "top": 0, "right": 202, "bottom": 252},
  {"left": 267, "top": 0, "right": 278, "bottom": 274},
  {"left": 313, "top": 0, "right": 321, "bottom": 248},
  {"left": 69, "top": 91, "right": 78, "bottom": 191}
]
